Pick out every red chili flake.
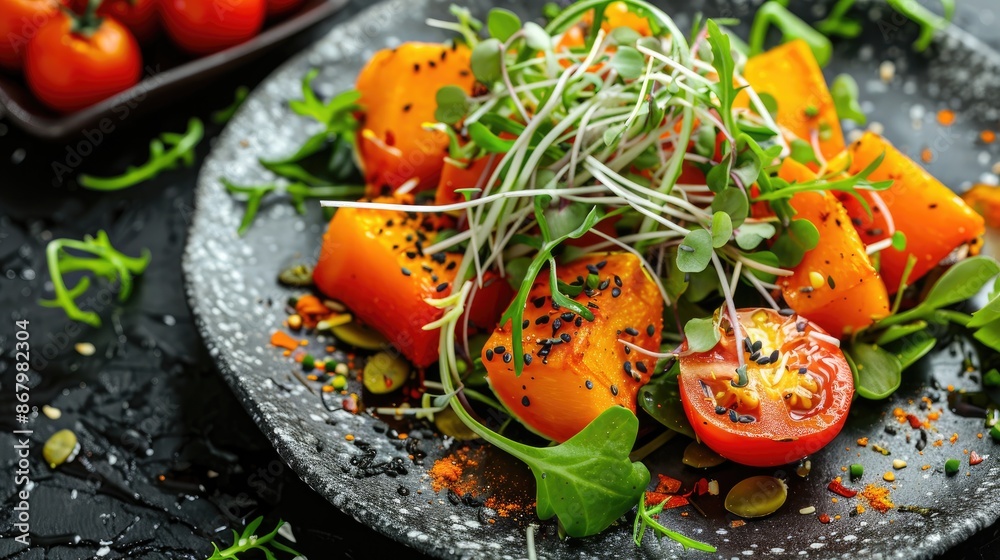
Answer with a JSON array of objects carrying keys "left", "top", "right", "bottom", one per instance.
[
  {"left": 694, "top": 478, "right": 710, "bottom": 496},
  {"left": 828, "top": 479, "right": 858, "bottom": 498},
  {"left": 662, "top": 495, "right": 689, "bottom": 509},
  {"left": 645, "top": 491, "right": 669, "bottom": 506},
  {"left": 906, "top": 414, "right": 922, "bottom": 429},
  {"left": 818, "top": 513, "right": 831, "bottom": 524},
  {"left": 654, "top": 473, "right": 682, "bottom": 494},
  {"left": 970, "top": 451, "right": 985, "bottom": 466}
]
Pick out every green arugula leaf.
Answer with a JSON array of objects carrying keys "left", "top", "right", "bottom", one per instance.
[
  {"left": 706, "top": 19, "right": 740, "bottom": 138},
  {"left": 79, "top": 119, "right": 204, "bottom": 191},
  {"left": 889, "top": 335, "right": 937, "bottom": 370},
  {"left": 831, "top": 74, "right": 867, "bottom": 124},
  {"left": 633, "top": 493, "right": 716, "bottom": 552},
  {"left": 748, "top": 1, "right": 833, "bottom": 66},
  {"left": 211, "top": 85, "right": 249, "bottom": 124},
  {"left": 289, "top": 70, "right": 361, "bottom": 129},
  {"left": 206, "top": 517, "right": 301, "bottom": 560},
  {"left": 789, "top": 139, "right": 819, "bottom": 165},
  {"left": 39, "top": 231, "right": 151, "bottom": 327},
  {"left": 921, "top": 256, "right": 999, "bottom": 310},
  {"left": 676, "top": 229, "right": 714, "bottom": 273},
  {"left": 845, "top": 343, "right": 902, "bottom": 400}
]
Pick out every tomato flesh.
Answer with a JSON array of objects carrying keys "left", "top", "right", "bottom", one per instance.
[{"left": 678, "top": 308, "right": 853, "bottom": 467}]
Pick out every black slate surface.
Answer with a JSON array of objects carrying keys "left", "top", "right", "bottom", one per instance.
[{"left": 1, "top": 1, "right": 999, "bottom": 559}]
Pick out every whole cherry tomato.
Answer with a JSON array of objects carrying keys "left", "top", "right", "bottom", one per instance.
[
  {"left": 24, "top": 12, "right": 142, "bottom": 113},
  {"left": 159, "top": 0, "right": 265, "bottom": 55},
  {"left": 0, "top": 0, "right": 62, "bottom": 71},
  {"left": 265, "top": 0, "right": 304, "bottom": 18},
  {"left": 677, "top": 308, "right": 854, "bottom": 467},
  {"left": 69, "top": 0, "right": 160, "bottom": 43}
]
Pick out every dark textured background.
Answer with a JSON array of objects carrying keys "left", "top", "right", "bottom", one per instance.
[{"left": 0, "top": 1, "right": 998, "bottom": 558}]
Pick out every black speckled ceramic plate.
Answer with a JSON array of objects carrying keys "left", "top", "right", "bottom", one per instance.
[{"left": 184, "top": 1, "right": 1000, "bottom": 558}]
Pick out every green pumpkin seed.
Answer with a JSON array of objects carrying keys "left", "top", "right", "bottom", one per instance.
[
  {"left": 434, "top": 407, "right": 480, "bottom": 440},
  {"left": 43, "top": 429, "right": 79, "bottom": 469},
  {"left": 363, "top": 352, "right": 410, "bottom": 394},
  {"left": 724, "top": 476, "right": 788, "bottom": 518},
  {"left": 682, "top": 440, "right": 727, "bottom": 468},
  {"left": 331, "top": 322, "right": 389, "bottom": 350},
  {"left": 278, "top": 264, "right": 314, "bottom": 287}
]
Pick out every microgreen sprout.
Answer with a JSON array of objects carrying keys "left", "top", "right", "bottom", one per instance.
[
  {"left": 206, "top": 517, "right": 301, "bottom": 560},
  {"left": 79, "top": 118, "right": 204, "bottom": 191},
  {"left": 40, "top": 230, "right": 151, "bottom": 327}
]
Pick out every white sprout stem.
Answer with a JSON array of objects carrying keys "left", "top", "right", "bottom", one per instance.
[
  {"left": 618, "top": 338, "right": 677, "bottom": 359},
  {"left": 501, "top": 30, "right": 531, "bottom": 123},
  {"left": 577, "top": 230, "right": 684, "bottom": 253},
  {"left": 321, "top": 185, "right": 609, "bottom": 213},
  {"left": 729, "top": 260, "right": 743, "bottom": 296},
  {"left": 711, "top": 251, "right": 745, "bottom": 368},
  {"left": 421, "top": 228, "right": 474, "bottom": 255},
  {"left": 743, "top": 269, "right": 781, "bottom": 310}
]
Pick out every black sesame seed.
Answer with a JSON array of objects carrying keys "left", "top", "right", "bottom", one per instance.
[
  {"left": 560, "top": 333, "right": 572, "bottom": 343},
  {"left": 502, "top": 352, "right": 512, "bottom": 363},
  {"left": 538, "top": 345, "right": 551, "bottom": 357},
  {"left": 596, "top": 260, "right": 607, "bottom": 269},
  {"left": 494, "top": 346, "right": 506, "bottom": 354},
  {"left": 769, "top": 349, "right": 779, "bottom": 362},
  {"left": 402, "top": 104, "right": 412, "bottom": 112},
  {"left": 614, "top": 275, "right": 623, "bottom": 287},
  {"left": 738, "top": 415, "right": 755, "bottom": 423},
  {"left": 728, "top": 409, "right": 739, "bottom": 422},
  {"left": 715, "top": 405, "right": 727, "bottom": 415},
  {"left": 422, "top": 264, "right": 434, "bottom": 273},
  {"left": 485, "top": 349, "right": 494, "bottom": 361},
  {"left": 585, "top": 380, "right": 594, "bottom": 390},
  {"left": 623, "top": 361, "right": 632, "bottom": 374},
  {"left": 625, "top": 327, "right": 639, "bottom": 336},
  {"left": 586, "top": 264, "right": 600, "bottom": 274},
  {"left": 756, "top": 356, "right": 771, "bottom": 365},
  {"left": 796, "top": 321, "right": 807, "bottom": 332},
  {"left": 743, "top": 337, "right": 753, "bottom": 353},
  {"left": 535, "top": 315, "right": 550, "bottom": 325},
  {"left": 431, "top": 274, "right": 438, "bottom": 282},
  {"left": 522, "top": 319, "right": 530, "bottom": 329},
  {"left": 561, "top": 312, "right": 574, "bottom": 321},
  {"left": 610, "top": 385, "right": 619, "bottom": 396},
  {"left": 401, "top": 267, "right": 412, "bottom": 276},
  {"left": 624, "top": 346, "right": 631, "bottom": 354},
  {"left": 752, "top": 340, "right": 762, "bottom": 352},
  {"left": 532, "top": 296, "right": 546, "bottom": 308},
  {"left": 798, "top": 366, "right": 808, "bottom": 374},
  {"left": 800, "top": 286, "right": 814, "bottom": 293},
  {"left": 749, "top": 351, "right": 760, "bottom": 361},
  {"left": 575, "top": 316, "right": 583, "bottom": 327},
  {"left": 552, "top": 318, "right": 562, "bottom": 331},
  {"left": 779, "top": 308, "right": 795, "bottom": 316},
  {"left": 523, "top": 354, "right": 532, "bottom": 365},
  {"left": 636, "top": 362, "right": 647, "bottom": 373},
  {"left": 599, "top": 279, "right": 610, "bottom": 290},
  {"left": 431, "top": 252, "right": 446, "bottom": 264},
  {"left": 647, "top": 324, "right": 656, "bottom": 337},
  {"left": 405, "top": 251, "right": 417, "bottom": 259},
  {"left": 436, "top": 282, "right": 448, "bottom": 292},
  {"left": 446, "top": 261, "right": 457, "bottom": 270},
  {"left": 413, "top": 63, "right": 420, "bottom": 72},
  {"left": 521, "top": 396, "right": 530, "bottom": 407},
  {"left": 678, "top": 244, "right": 694, "bottom": 252},
  {"left": 611, "top": 287, "right": 622, "bottom": 298}
]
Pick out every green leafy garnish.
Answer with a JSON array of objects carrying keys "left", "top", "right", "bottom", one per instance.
[
  {"left": 223, "top": 179, "right": 363, "bottom": 236},
  {"left": 831, "top": 74, "right": 866, "bottom": 124},
  {"left": 39, "top": 231, "right": 150, "bottom": 327},
  {"left": 487, "top": 7, "right": 522, "bottom": 41},
  {"left": 206, "top": 517, "right": 301, "bottom": 560},
  {"left": 749, "top": 1, "right": 833, "bottom": 66},
  {"left": 633, "top": 493, "right": 717, "bottom": 552},
  {"left": 212, "top": 85, "right": 249, "bottom": 124},
  {"left": 79, "top": 119, "right": 204, "bottom": 191}
]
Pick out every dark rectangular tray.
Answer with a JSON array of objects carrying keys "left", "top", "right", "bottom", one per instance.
[{"left": 0, "top": 0, "right": 349, "bottom": 141}]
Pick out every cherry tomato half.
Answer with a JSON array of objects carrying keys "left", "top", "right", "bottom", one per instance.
[
  {"left": 159, "top": 0, "right": 265, "bottom": 56},
  {"left": 0, "top": 0, "right": 62, "bottom": 71},
  {"left": 24, "top": 13, "right": 142, "bottom": 113},
  {"left": 678, "top": 308, "right": 853, "bottom": 467},
  {"left": 265, "top": 0, "right": 304, "bottom": 18}
]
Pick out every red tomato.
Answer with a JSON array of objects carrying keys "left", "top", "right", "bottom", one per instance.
[
  {"left": 678, "top": 308, "right": 853, "bottom": 467},
  {"left": 0, "top": 0, "right": 62, "bottom": 71},
  {"left": 159, "top": 0, "right": 265, "bottom": 55},
  {"left": 266, "top": 0, "right": 303, "bottom": 18},
  {"left": 24, "top": 14, "right": 142, "bottom": 113},
  {"left": 90, "top": 0, "right": 160, "bottom": 43}
]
